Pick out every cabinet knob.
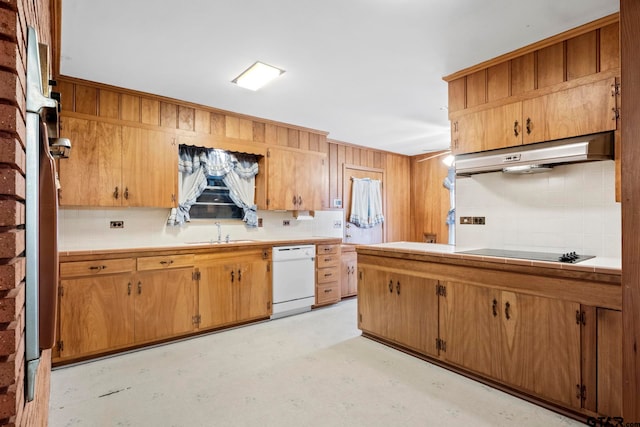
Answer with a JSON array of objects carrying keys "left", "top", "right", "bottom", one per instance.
[
  {"left": 137, "top": 281, "right": 142, "bottom": 295},
  {"left": 124, "top": 187, "right": 129, "bottom": 200},
  {"left": 396, "top": 281, "right": 400, "bottom": 295},
  {"left": 298, "top": 195, "right": 302, "bottom": 205},
  {"left": 292, "top": 196, "right": 297, "bottom": 205},
  {"left": 526, "top": 118, "right": 532, "bottom": 135},
  {"left": 127, "top": 282, "right": 132, "bottom": 296},
  {"left": 388, "top": 280, "right": 393, "bottom": 293},
  {"left": 492, "top": 299, "right": 498, "bottom": 317},
  {"left": 231, "top": 270, "right": 235, "bottom": 283},
  {"left": 513, "top": 120, "right": 519, "bottom": 137},
  {"left": 114, "top": 186, "right": 119, "bottom": 200},
  {"left": 505, "top": 301, "right": 511, "bottom": 320}
]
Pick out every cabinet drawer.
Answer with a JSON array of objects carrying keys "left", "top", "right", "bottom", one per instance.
[
  {"left": 317, "top": 244, "right": 339, "bottom": 255},
  {"left": 60, "top": 258, "right": 136, "bottom": 278},
  {"left": 317, "top": 266, "right": 339, "bottom": 284},
  {"left": 317, "top": 254, "right": 340, "bottom": 268},
  {"left": 137, "top": 254, "right": 195, "bottom": 271},
  {"left": 317, "top": 282, "right": 340, "bottom": 305}
]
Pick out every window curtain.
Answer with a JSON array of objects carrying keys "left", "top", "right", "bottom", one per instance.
[
  {"left": 349, "top": 178, "right": 384, "bottom": 228},
  {"left": 167, "top": 146, "right": 259, "bottom": 227}
]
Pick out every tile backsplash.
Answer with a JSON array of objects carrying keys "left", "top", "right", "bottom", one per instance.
[
  {"left": 455, "top": 160, "right": 620, "bottom": 258},
  {"left": 59, "top": 208, "right": 344, "bottom": 251}
]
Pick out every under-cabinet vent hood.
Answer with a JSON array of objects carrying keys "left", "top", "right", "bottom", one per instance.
[{"left": 455, "top": 132, "right": 614, "bottom": 176}]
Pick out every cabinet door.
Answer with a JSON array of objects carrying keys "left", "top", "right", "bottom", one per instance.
[
  {"left": 237, "top": 258, "right": 271, "bottom": 321},
  {"left": 266, "top": 149, "right": 297, "bottom": 210},
  {"left": 134, "top": 268, "right": 196, "bottom": 342},
  {"left": 59, "top": 118, "right": 122, "bottom": 207},
  {"left": 499, "top": 291, "right": 581, "bottom": 409},
  {"left": 522, "top": 77, "right": 617, "bottom": 144},
  {"left": 122, "top": 127, "right": 178, "bottom": 208},
  {"left": 596, "top": 308, "right": 622, "bottom": 417},
  {"left": 357, "top": 267, "right": 391, "bottom": 338},
  {"left": 340, "top": 252, "right": 357, "bottom": 297},
  {"left": 439, "top": 281, "right": 502, "bottom": 379},
  {"left": 296, "top": 151, "right": 326, "bottom": 210},
  {"left": 59, "top": 275, "right": 134, "bottom": 358},
  {"left": 392, "top": 274, "right": 439, "bottom": 357},
  {"left": 453, "top": 102, "right": 522, "bottom": 154},
  {"left": 198, "top": 262, "right": 236, "bottom": 328}
]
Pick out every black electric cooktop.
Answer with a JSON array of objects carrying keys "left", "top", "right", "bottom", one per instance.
[{"left": 457, "top": 248, "right": 595, "bottom": 264}]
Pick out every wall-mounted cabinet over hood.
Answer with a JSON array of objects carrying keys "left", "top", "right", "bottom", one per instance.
[{"left": 455, "top": 132, "right": 614, "bottom": 176}]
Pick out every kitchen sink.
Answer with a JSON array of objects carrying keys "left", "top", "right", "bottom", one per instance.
[{"left": 183, "top": 239, "right": 256, "bottom": 245}]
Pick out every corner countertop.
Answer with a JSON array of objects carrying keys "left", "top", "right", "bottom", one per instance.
[{"left": 356, "top": 242, "right": 621, "bottom": 276}]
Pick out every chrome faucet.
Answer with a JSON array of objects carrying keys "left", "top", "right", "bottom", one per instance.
[{"left": 215, "top": 222, "right": 222, "bottom": 243}]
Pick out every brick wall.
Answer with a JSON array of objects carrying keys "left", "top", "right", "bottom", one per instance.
[{"left": 0, "top": 0, "right": 52, "bottom": 425}]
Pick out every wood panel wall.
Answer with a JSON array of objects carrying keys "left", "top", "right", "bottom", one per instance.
[
  {"left": 56, "top": 76, "right": 329, "bottom": 155},
  {"left": 327, "top": 140, "right": 410, "bottom": 242},
  {"left": 0, "top": 0, "right": 53, "bottom": 425},
  {"left": 410, "top": 152, "right": 451, "bottom": 244},
  {"left": 620, "top": 0, "right": 640, "bottom": 419},
  {"left": 445, "top": 14, "right": 619, "bottom": 116}
]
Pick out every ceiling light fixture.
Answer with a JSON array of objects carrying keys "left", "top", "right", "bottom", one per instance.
[{"left": 232, "top": 61, "right": 285, "bottom": 91}]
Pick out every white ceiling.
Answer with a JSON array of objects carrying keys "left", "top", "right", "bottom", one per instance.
[{"left": 60, "top": 0, "right": 619, "bottom": 156}]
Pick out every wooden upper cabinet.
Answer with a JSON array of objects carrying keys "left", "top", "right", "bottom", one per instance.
[
  {"left": 487, "top": 62, "right": 510, "bottom": 102},
  {"left": 267, "top": 148, "right": 327, "bottom": 210},
  {"left": 59, "top": 117, "right": 122, "bottom": 207},
  {"left": 121, "top": 126, "right": 178, "bottom": 208},
  {"left": 522, "top": 77, "right": 617, "bottom": 144},
  {"left": 59, "top": 117, "right": 178, "bottom": 208},
  {"left": 452, "top": 101, "right": 522, "bottom": 154},
  {"left": 600, "top": 22, "right": 620, "bottom": 72}
]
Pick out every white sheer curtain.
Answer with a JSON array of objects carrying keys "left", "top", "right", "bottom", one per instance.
[
  {"left": 349, "top": 178, "right": 384, "bottom": 228},
  {"left": 167, "top": 146, "right": 259, "bottom": 227}
]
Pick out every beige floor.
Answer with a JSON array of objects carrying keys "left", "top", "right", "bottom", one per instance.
[{"left": 49, "top": 298, "right": 582, "bottom": 427}]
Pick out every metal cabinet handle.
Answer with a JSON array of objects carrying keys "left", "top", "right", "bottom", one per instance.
[
  {"left": 137, "top": 281, "right": 142, "bottom": 295},
  {"left": 160, "top": 260, "right": 174, "bottom": 266},
  {"left": 324, "top": 288, "right": 332, "bottom": 293},
  {"left": 124, "top": 187, "right": 129, "bottom": 200},
  {"left": 492, "top": 299, "right": 498, "bottom": 317},
  {"left": 505, "top": 301, "right": 511, "bottom": 320},
  {"left": 114, "top": 186, "right": 119, "bottom": 200},
  {"left": 324, "top": 273, "right": 332, "bottom": 277},
  {"left": 388, "top": 280, "right": 393, "bottom": 293},
  {"left": 127, "top": 282, "right": 132, "bottom": 295},
  {"left": 89, "top": 265, "right": 106, "bottom": 271},
  {"left": 231, "top": 270, "right": 235, "bottom": 283},
  {"left": 298, "top": 196, "right": 302, "bottom": 205},
  {"left": 396, "top": 281, "right": 400, "bottom": 295},
  {"left": 526, "top": 118, "right": 532, "bottom": 135},
  {"left": 513, "top": 120, "right": 519, "bottom": 137},
  {"left": 292, "top": 196, "right": 297, "bottom": 205},
  {"left": 238, "top": 269, "right": 242, "bottom": 282}
]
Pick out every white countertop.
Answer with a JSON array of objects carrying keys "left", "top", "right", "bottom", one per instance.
[{"left": 359, "top": 242, "right": 622, "bottom": 273}]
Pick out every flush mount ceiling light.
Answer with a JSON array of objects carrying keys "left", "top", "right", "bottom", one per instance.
[{"left": 232, "top": 61, "right": 285, "bottom": 91}]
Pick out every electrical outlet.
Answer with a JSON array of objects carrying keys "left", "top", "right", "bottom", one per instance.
[
  {"left": 333, "top": 198, "right": 342, "bottom": 208},
  {"left": 110, "top": 220, "right": 124, "bottom": 229},
  {"left": 473, "top": 216, "right": 486, "bottom": 225},
  {"left": 460, "top": 216, "right": 473, "bottom": 224},
  {"left": 258, "top": 218, "right": 263, "bottom": 227},
  {"left": 333, "top": 220, "right": 342, "bottom": 229},
  {"left": 282, "top": 220, "right": 290, "bottom": 226}
]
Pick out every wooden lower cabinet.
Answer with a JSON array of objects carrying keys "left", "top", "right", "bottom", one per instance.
[
  {"left": 133, "top": 268, "right": 197, "bottom": 343},
  {"left": 357, "top": 261, "right": 611, "bottom": 418},
  {"left": 58, "top": 266, "right": 196, "bottom": 360},
  {"left": 597, "top": 308, "right": 623, "bottom": 417},
  {"left": 59, "top": 273, "right": 135, "bottom": 359},
  {"left": 358, "top": 267, "right": 438, "bottom": 357},
  {"left": 197, "top": 250, "right": 271, "bottom": 329},
  {"left": 340, "top": 250, "right": 357, "bottom": 297}
]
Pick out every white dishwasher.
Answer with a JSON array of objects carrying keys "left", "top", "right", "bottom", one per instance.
[{"left": 271, "top": 245, "right": 316, "bottom": 319}]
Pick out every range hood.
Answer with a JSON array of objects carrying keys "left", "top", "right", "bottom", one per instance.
[{"left": 455, "top": 132, "right": 614, "bottom": 176}]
